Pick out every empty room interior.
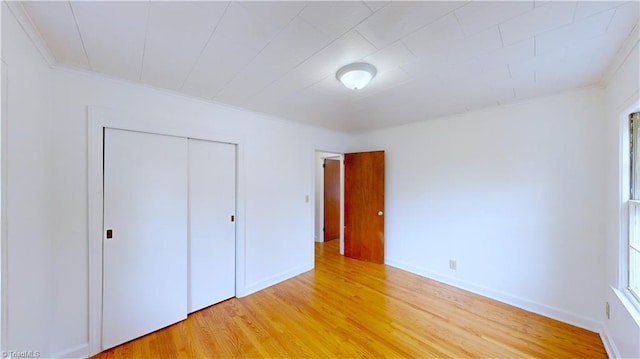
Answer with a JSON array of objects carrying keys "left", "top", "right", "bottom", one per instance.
[{"left": 2, "top": 0, "right": 640, "bottom": 358}]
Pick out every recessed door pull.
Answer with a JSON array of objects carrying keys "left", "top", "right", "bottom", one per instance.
[
  {"left": 231, "top": 215, "right": 235, "bottom": 222},
  {"left": 106, "top": 229, "right": 113, "bottom": 239}
]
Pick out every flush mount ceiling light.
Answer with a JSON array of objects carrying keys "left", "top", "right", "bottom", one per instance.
[{"left": 336, "top": 62, "right": 377, "bottom": 90}]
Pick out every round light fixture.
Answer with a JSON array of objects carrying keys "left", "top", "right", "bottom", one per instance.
[{"left": 336, "top": 62, "right": 377, "bottom": 90}]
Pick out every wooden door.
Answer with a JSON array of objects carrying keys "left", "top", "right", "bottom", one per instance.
[
  {"left": 188, "top": 139, "right": 236, "bottom": 313},
  {"left": 344, "top": 151, "right": 385, "bottom": 263},
  {"left": 103, "top": 128, "right": 188, "bottom": 350},
  {"left": 323, "top": 158, "right": 340, "bottom": 242}
]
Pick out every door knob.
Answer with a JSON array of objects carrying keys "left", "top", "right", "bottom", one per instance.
[{"left": 378, "top": 211, "right": 383, "bottom": 216}]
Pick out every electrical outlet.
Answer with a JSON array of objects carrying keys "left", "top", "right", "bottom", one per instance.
[
  {"left": 606, "top": 301, "right": 610, "bottom": 320},
  {"left": 449, "top": 259, "right": 457, "bottom": 270}
]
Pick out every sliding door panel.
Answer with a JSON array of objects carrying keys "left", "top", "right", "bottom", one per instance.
[
  {"left": 188, "top": 139, "right": 236, "bottom": 313},
  {"left": 103, "top": 128, "right": 188, "bottom": 350}
]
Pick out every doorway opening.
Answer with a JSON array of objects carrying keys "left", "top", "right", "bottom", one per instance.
[
  {"left": 313, "top": 150, "right": 386, "bottom": 264},
  {"left": 314, "top": 151, "right": 344, "bottom": 254}
]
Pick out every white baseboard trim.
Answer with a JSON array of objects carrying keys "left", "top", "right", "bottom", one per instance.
[
  {"left": 600, "top": 324, "right": 620, "bottom": 359},
  {"left": 240, "top": 264, "right": 313, "bottom": 297},
  {"left": 53, "top": 266, "right": 312, "bottom": 358},
  {"left": 386, "top": 259, "right": 602, "bottom": 333},
  {"left": 52, "top": 343, "right": 88, "bottom": 359}
]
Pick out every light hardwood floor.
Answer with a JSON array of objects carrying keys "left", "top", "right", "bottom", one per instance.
[{"left": 93, "top": 239, "right": 606, "bottom": 358}]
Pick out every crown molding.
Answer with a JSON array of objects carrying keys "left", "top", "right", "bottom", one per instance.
[{"left": 5, "top": 1, "right": 56, "bottom": 67}]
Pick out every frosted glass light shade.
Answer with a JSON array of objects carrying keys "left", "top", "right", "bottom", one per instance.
[{"left": 336, "top": 63, "right": 377, "bottom": 90}]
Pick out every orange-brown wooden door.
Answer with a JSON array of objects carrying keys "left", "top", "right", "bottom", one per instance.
[
  {"left": 323, "top": 158, "right": 341, "bottom": 241},
  {"left": 344, "top": 151, "right": 385, "bottom": 263}
]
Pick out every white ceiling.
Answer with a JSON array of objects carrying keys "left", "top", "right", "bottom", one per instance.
[{"left": 20, "top": 1, "right": 640, "bottom": 133}]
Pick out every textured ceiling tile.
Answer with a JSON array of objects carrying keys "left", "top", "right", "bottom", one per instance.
[
  {"left": 181, "top": 2, "right": 298, "bottom": 99},
  {"left": 352, "top": 78, "right": 449, "bottom": 121},
  {"left": 515, "top": 64, "right": 592, "bottom": 99},
  {"left": 443, "top": 26, "right": 503, "bottom": 63},
  {"left": 477, "top": 67, "right": 517, "bottom": 103},
  {"left": 247, "top": 30, "right": 380, "bottom": 110},
  {"left": 356, "top": 1, "right": 465, "bottom": 49},
  {"left": 499, "top": 1, "right": 576, "bottom": 46},
  {"left": 298, "top": 1, "right": 372, "bottom": 39},
  {"left": 363, "top": 1, "right": 390, "bottom": 13},
  {"left": 362, "top": 41, "right": 417, "bottom": 74},
  {"left": 510, "top": 69, "right": 535, "bottom": 98},
  {"left": 402, "top": 14, "right": 464, "bottom": 62},
  {"left": 311, "top": 67, "right": 412, "bottom": 102},
  {"left": 22, "top": 1, "right": 89, "bottom": 69},
  {"left": 536, "top": 59, "right": 590, "bottom": 85},
  {"left": 513, "top": 80, "right": 550, "bottom": 99},
  {"left": 292, "top": 30, "right": 377, "bottom": 86},
  {"left": 253, "top": 17, "right": 331, "bottom": 70},
  {"left": 277, "top": 89, "right": 360, "bottom": 128},
  {"left": 244, "top": 73, "right": 313, "bottom": 113},
  {"left": 566, "top": 34, "right": 625, "bottom": 81},
  {"left": 179, "top": 33, "right": 259, "bottom": 100},
  {"left": 351, "top": 68, "right": 413, "bottom": 100},
  {"left": 300, "top": 75, "right": 355, "bottom": 105},
  {"left": 454, "top": 1, "right": 534, "bottom": 35},
  {"left": 71, "top": 1, "right": 149, "bottom": 82},
  {"left": 535, "top": 9, "right": 615, "bottom": 55},
  {"left": 215, "top": 17, "right": 331, "bottom": 105},
  {"left": 565, "top": 36, "right": 606, "bottom": 62},
  {"left": 141, "top": 2, "right": 228, "bottom": 90},
  {"left": 607, "top": 1, "right": 640, "bottom": 35},
  {"left": 476, "top": 38, "right": 535, "bottom": 72},
  {"left": 443, "top": 79, "right": 506, "bottom": 112},
  {"left": 534, "top": 1, "right": 552, "bottom": 8},
  {"left": 509, "top": 49, "right": 567, "bottom": 77},
  {"left": 436, "top": 58, "right": 484, "bottom": 82},
  {"left": 20, "top": 0, "right": 637, "bottom": 132},
  {"left": 236, "top": 1, "right": 308, "bottom": 34},
  {"left": 574, "top": 1, "right": 625, "bottom": 20}
]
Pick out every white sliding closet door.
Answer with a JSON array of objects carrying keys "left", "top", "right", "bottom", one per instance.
[
  {"left": 102, "top": 128, "right": 188, "bottom": 350},
  {"left": 188, "top": 139, "right": 236, "bottom": 313}
]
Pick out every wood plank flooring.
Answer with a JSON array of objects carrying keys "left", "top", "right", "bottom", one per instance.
[{"left": 93, "top": 240, "right": 606, "bottom": 358}]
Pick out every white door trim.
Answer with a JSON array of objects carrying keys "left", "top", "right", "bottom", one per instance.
[
  {"left": 87, "top": 106, "right": 246, "bottom": 356},
  {"left": 1, "top": 60, "right": 9, "bottom": 356},
  {"left": 312, "top": 145, "right": 346, "bottom": 262}
]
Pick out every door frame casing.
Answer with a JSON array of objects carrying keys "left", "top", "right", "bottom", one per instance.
[
  {"left": 1, "top": 61, "right": 8, "bottom": 356},
  {"left": 87, "top": 106, "right": 245, "bottom": 356},
  {"left": 312, "top": 148, "right": 345, "bottom": 258}
]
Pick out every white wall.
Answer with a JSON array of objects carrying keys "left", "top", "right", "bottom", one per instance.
[
  {"left": 49, "top": 69, "right": 350, "bottom": 357},
  {"left": 4, "top": 1, "right": 639, "bottom": 357},
  {"left": 351, "top": 87, "right": 607, "bottom": 332},
  {"left": 2, "top": 6, "right": 352, "bottom": 357},
  {"left": 603, "top": 31, "right": 640, "bottom": 358},
  {"left": 1, "top": 3, "right": 54, "bottom": 357}
]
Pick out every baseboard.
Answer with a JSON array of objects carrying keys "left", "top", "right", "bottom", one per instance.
[
  {"left": 51, "top": 266, "right": 310, "bottom": 358},
  {"left": 52, "top": 343, "right": 88, "bottom": 359},
  {"left": 600, "top": 324, "right": 620, "bottom": 359},
  {"left": 386, "top": 259, "right": 602, "bottom": 333},
  {"left": 240, "top": 264, "right": 313, "bottom": 297}
]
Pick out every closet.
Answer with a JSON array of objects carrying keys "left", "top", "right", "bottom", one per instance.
[{"left": 102, "top": 128, "right": 236, "bottom": 350}]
